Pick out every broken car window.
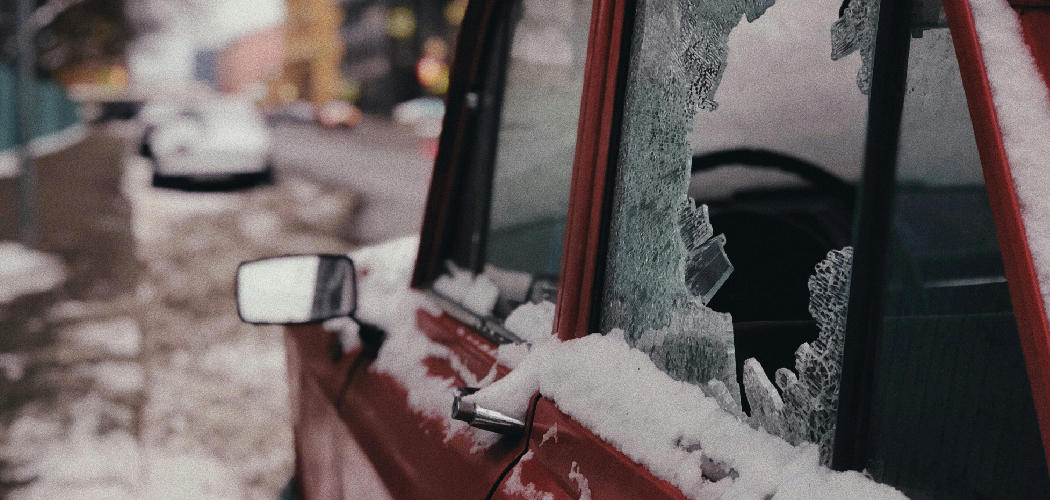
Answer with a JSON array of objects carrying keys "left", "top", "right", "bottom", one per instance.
[{"left": 601, "top": 0, "right": 872, "bottom": 460}]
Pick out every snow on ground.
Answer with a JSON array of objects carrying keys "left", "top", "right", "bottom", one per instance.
[
  {"left": 198, "top": 336, "right": 288, "bottom": 390},
  {"left": 0, "top": 242, "right": 66, "bottom": 304},
  {"left": 75, "top": 361, "right": 146, "bottom": 395},
  {"left": 61, "top": 318, "right": 142, "bottom": 358},
  {"left": 0, "top": 124, "right": 88, "bottom": 178},
  {"left": 0, "top": 134, "right": 358, "bottom": 500},
  {"left": 121, "top": 156, "right": 245, "bottom": 244},
  {"left": 2, "top": 393, "right": 243, "bottom": 500},
  {"left": 0, "top": 353, "right": 27, "bottom": 381}
]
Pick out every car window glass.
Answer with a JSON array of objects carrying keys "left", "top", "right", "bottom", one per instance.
[
  {"left": 433, "top": 0, "right": 592, "bottom": 328},
  {"left": 599, "top": 0, "right": 874, "bottom": 462},
  {"left": 861, "top": 20, "right": 1050, "bottom": 499},
  {"left": 484, "top": 0, "right": 592, "bottom": 317}
]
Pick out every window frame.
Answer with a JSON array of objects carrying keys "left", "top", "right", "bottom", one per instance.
[
  {"left": 413, "top": 0, "right": 511, "bottom": 289},
  {"left": 412, "top": 0, "right": 611, "bottom": 344},
  {"left": 552, "top": 0, "right": 636, "bottom": 340}
]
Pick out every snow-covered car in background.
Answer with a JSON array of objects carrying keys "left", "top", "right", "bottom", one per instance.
[
  {"left": 142, "top": 94, "right": 273, "bottom": 189},
  {"left": 235, "top": 0, "right": 1050, "bottom": 498}
]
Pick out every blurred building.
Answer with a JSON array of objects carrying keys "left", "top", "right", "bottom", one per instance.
[
  {"left": 270, "top": 0, "right": 345, "bottom": 106},
  {"left": 215, "top": 24, "right": 286, "bottom": 95},
  {"left": 339, "top": 0, "right": 463, "bottom": 114},
  {"left": 0, "top": 65, "right": 81, "bottom": 177},
  {"left": 0, "top": 0, "right": 120, "bottom": 176},
  {"left": 126, "top": 0, "right": 286, "bottom": 96}
]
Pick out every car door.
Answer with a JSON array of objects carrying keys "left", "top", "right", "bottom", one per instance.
[
  {"left": 479, "top": 0, "right": 1050, "bottom": 497},
  {"left": 309, "top": 0, "right": 597, "bottom": 498}
]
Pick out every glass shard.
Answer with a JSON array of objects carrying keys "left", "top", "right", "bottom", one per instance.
[
  {"left": 601, "top": 0, "right": 778, "bottom": 410},
  {"left": 745, "top": 246, "right": 853, "bottom": 465},
  {"left": 704, "top": 379, "right": 744, "bottom": 419},
  {"left": 680, "top": 200, "right": 734, "bottom": 304},
  {"left": 680, "top": 0, "right": 778, "bottom": 111},
  {"left": 743, "top": 357, "right": 785, "bottom": 436},
  {"left": 831, "top": 0, "right": 881, "bottom": 94}
]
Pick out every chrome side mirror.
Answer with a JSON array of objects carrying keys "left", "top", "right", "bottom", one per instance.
[{"left": 236, "top": 255, "right": 356, "bottom": 325}]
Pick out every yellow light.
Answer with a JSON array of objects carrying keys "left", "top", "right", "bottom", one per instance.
[
  {"left": 417, "top": 56, "right": 450, "bottom": 95},
  {"left": 416, "top": 56, "right": 443, "bottom": 86},
  {"left": 444, "top": 0, "right": 467, "bottom": 26},
  {"left": 387, "top": 7, "right": 417, "bottom": 40},
  {"left": 341, "top": 80, "right": 361, "bottom": 104},
  {"left": 430, "top": 67, "right": 450, "bottom": 95}
]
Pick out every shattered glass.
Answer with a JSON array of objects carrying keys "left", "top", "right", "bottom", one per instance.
[
  {"left": 831, "top": 0, "right": 881, "bottom": 93},
  {"left": 678, "top": 0, "right": 778, "bottom": 111},
  {"left": 743, "top": 247, "right": 853, "bottom": 465},
  {"left": 680, "top": 201, "right": 734, "bottom": 304},
  {"left": 742, "top": 358, "right": 785, "bottom": 438},
  {"left": 602, "top": 0, "right": 868, "bottom": 454},
  {"left": 600, "top": 0, "right": 778, "bottom": 407}
]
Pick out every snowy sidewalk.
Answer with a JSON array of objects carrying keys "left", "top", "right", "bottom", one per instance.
[{"left": 0, "top": 130, "right": 358, "bottom": 500}]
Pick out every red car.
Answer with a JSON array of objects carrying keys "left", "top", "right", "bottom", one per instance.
[{"left": 236, "top": 0, "right": 1050, "bottom": 497}]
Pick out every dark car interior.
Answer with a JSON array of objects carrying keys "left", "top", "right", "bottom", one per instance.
[{"left": 688, "top": 148, "right": 855, "bottom": 410}]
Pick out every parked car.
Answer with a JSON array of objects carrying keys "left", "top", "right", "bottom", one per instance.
[
  {"left": 317, "top": 100, "right": 365, "bottom": 129},
  {"left": 236, "top": 0, "right": 1050, "bottom": 498},
  {"left": 141, "top": 93, "right": 273, "bottom": 190}
]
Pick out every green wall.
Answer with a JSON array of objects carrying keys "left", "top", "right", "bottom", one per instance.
[{"left": 1, "top": 64, "right": 80, "bottom": 152}]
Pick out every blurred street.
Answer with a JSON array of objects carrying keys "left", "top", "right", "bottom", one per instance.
[
  {"left": 0, "top": 0, "right": 447, "bottom": 497},
  {"left": 0, "top": 119, "right": 426, "bottom": 499},
  {"left": 271, "top": 118, "right": 432, "bottom": 243}
]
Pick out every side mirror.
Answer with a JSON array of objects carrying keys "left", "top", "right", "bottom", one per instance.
[{"left": 236, "top": 255, "right": 356, "bottom": 325}]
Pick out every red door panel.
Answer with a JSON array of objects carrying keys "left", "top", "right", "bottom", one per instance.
[
  {"left": 492, "top": 398, "right": 690, "bottom": 500},
  {"left": 415, "top": 310, "right": 513, "bottom": 380},
  {"left": 286, "top": 326, "right": 378, "bottom": 500},
  {"left": 296, "top": 371, "right": 361, "bottom": 500},
  {"left": 286, "top": 324, "right": 360, "bottom": 400},
  {"left": 334, "top": 308, "right": 525, "bottom": 500}
]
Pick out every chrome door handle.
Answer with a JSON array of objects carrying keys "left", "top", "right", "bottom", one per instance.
[{"left": 450, "top": 387, "right": 525, "bottom": 434}]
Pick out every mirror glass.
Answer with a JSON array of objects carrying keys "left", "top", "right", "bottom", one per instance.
[{"left": 236, "top": 255, "right": 356, "bottom": 324}]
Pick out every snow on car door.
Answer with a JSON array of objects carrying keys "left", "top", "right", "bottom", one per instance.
[{"left": 330, "top": 0, "right": 595, "bottom": 498}]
